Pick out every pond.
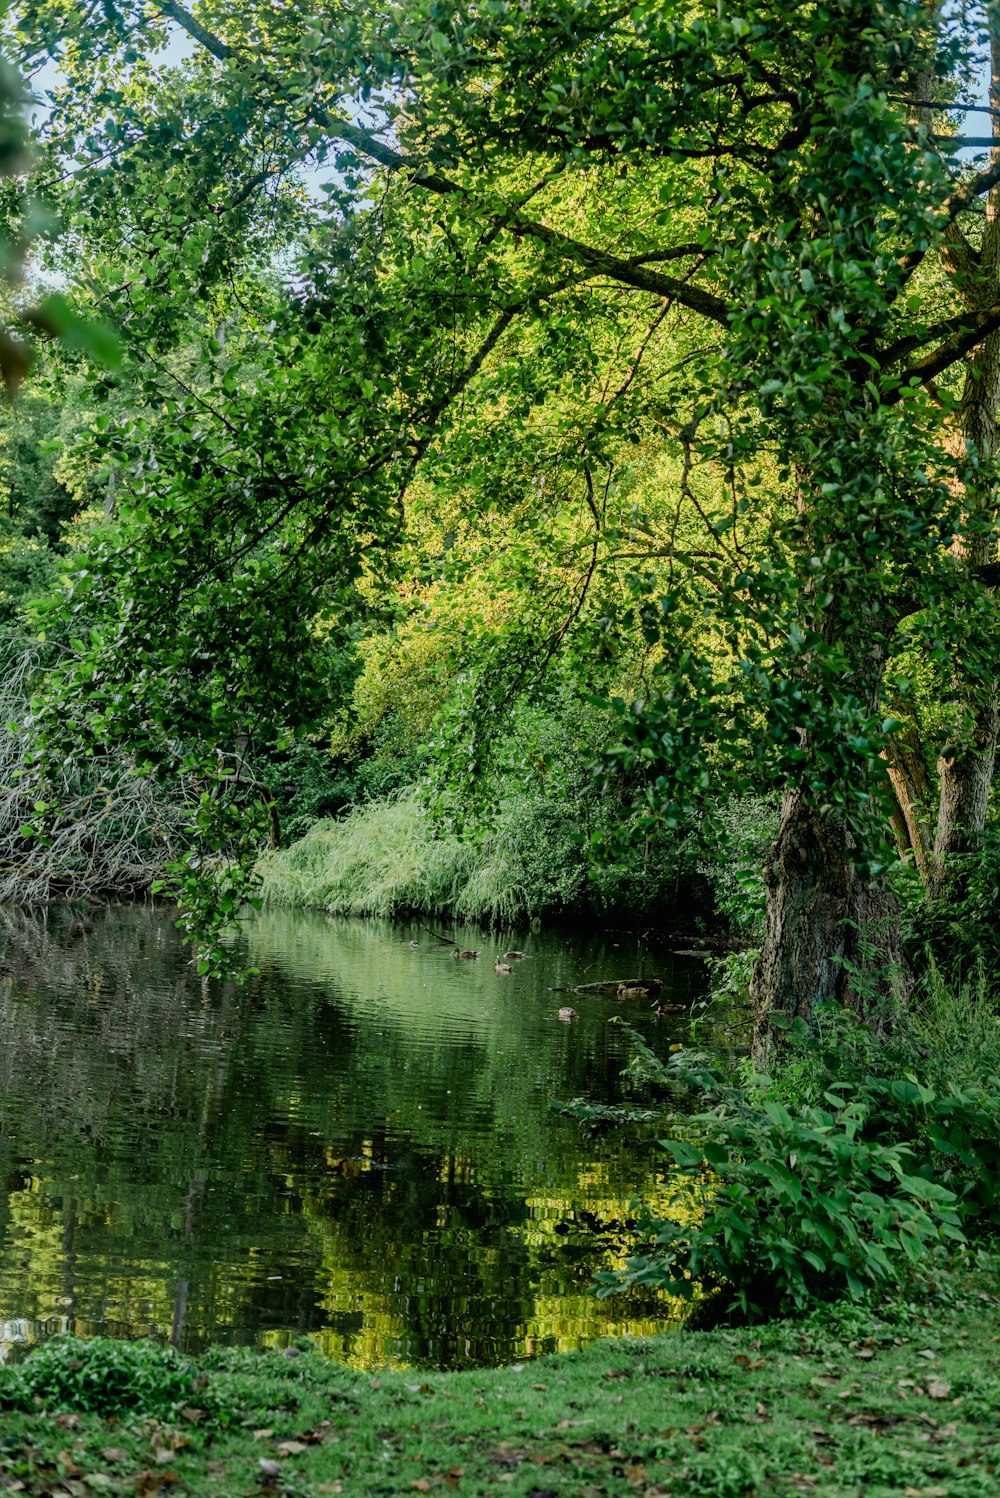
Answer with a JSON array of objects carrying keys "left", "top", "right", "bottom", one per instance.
[{"left": 0, "top": 904, "right": 714, "bottom": 1369}]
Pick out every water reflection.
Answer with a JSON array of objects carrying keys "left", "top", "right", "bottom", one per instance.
[{"left": 0, "top": 904, "right": 708, "bottom": 1368}]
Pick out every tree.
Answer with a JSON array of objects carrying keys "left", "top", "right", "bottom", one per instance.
[{"left": 10, "top": 0, "right": 1000, "bottom": 1037}]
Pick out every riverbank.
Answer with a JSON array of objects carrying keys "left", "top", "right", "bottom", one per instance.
[{"left": 1, "top": 1263, "right": 997, "bottom": 1497}]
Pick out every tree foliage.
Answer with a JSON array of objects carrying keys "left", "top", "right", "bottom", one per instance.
[{"left": 3, "top": 0, "right": 1000, "bottom": 1001}]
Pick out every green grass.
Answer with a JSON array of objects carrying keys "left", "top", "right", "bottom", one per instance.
[
  {"left": 2, "top": 1265, "right": 999, "bottom": 1497},
  {"left": 257, "top": 787, "right": 701, "bottom": 927},
  {"left": 258, "top": 794, "right": 479, "bottom": 919}
]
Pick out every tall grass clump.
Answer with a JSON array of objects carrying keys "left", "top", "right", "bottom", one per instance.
[
  {"left": 258, "top": 780, "right": 713, "bottom": 925},
  {"left": 258, "top": 794, "right": 477, "bottom": 917}
]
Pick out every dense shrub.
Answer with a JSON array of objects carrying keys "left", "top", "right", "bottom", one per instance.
[
  {"left": 595, "top": 1038, "right": 966, "bottom": 1321},
  {"left": 591, "top": 995, "right": 1000, "bottom": 1323},
  {"left": 898, "top": 823, "right": 1000, "bottom": 982},
  {"left": 0, "top": 1337, "right": 204, "bottom": 1417}
]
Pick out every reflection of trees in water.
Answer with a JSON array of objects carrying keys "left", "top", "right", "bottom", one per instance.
[
  {"left": 0, "top": 906, "right": 674, "bottom": 1364},
  {"left": 0, "top": 905, "right": 229, "bottom": 1131}
]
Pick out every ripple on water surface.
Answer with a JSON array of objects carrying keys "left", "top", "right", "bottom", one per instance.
[{"left": 0, "top": 904, "right": 710, "bottom": 1367}]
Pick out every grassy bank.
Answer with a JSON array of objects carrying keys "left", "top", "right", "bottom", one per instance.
[
  {"left": 2, "top": 1266, "right": 998, "bottom": 1497},
  {"left": 255, "top": 790, "right": 748, "bottom": 928}
]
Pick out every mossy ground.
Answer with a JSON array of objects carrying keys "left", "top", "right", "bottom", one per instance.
[{"left": 1, "top": 1268, "right": 998, "bottom": 1498}]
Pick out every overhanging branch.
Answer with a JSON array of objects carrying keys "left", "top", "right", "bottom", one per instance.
[{"left": 154, "top": 0, "right": 734, "bottom": 328}]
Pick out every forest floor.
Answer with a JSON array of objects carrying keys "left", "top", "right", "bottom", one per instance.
[{"left": 1, "top": 1264, "right": 998, "bottom": 1498}]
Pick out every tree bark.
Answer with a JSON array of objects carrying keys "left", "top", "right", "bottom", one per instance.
[
  {"left": 931, "top": 698, "right": 1000, "bottom": 891},
  {"left": 750, "top": 788, "right": 910, "bottom": 1070},
  {"left": 883, "top": 716, "right": 935, "bottom": 876}
]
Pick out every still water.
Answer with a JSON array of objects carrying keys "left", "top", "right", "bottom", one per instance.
[{"left": 0, "top": 904, "right": 709, "bottom": 1369}]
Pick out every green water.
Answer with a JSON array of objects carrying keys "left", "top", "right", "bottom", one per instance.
[{"left": 0, "top": 904, "right": 710, "bottom": 1369}]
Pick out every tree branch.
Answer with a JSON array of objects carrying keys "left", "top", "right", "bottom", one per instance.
[
  {"left": 154, "top": 0, "right": 735, "bottom": 328},
  {"left": 884, "top": 304, "right": 1000, "bottom": 402},
  {"left": 879, "top": 303, "right": 1000, "bottom": 370}
]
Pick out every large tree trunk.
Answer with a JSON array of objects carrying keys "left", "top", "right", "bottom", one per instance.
[
  {"left": 747, "top": 16, "right": 991, "bottom": 1063},
  {"left": 750, "top": 789, "right": 910, "bottom": 1070}
]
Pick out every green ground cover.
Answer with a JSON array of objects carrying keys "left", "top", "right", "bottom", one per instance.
[{"left": 1, "top": 1266, "right": 998, "bottom": 1498}]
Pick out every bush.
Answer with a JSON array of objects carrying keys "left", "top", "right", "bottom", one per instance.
[
  {"left": 592, "top": 1010, "right": 1000, "bottom": 1323},
  {"left": 758, "top": 992, "right": 1000, "bottom": 1228},
  {"left": 0, "top": 1337, "right": 204, "bottom": 1417},
  {"left": 597, "top": 1042, "right": 964, "bottom": 1320},
  {"left": 899, "top": 822, "right": 1000, "bottom": 982}
]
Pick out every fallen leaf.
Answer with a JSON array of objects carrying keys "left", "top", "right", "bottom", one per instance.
[
  {"left": 926, "top": 1379, "right": 952, "bottom": 1400},
  {"left": 131, "top": 1469, "right": 178, "bottom": 1495},
  {"left": 411, "top": 1482, "right": 432, "bottom": 1494},
  {"left": 847, "top": 1413, "right": 903, "bottom": 1430},
  {"left": 100, "top": 1450, "right": 130, "bottom": 1465},
  {"left": 276, "top": 1441, "right": 308, "bottom": 1457},
  {"left": 153, "top": 1451, "right": 176, "bottom": 1467},
  {"left": 733, "top": 1355, "right": 766, "bottom": 1369},
  {"left": 258, "top": 1460, "right": 282, "bottom": 1480},
  {"left": 917, "top": 1349, "right": 937, "bottom": 1360},
  {"left": 252, "top": 1429, "right": 274, "bottom": 1440},
  {"left": 855, "top": 1348, "right": 875, "bottom": 1360}
]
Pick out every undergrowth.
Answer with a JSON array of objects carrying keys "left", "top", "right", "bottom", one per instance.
[
  {"left": 0, "top": 1338, "right": 208, "bottom": 1419},
  {"left": 577, "top": 974, "right": 1000, "bottom": 1326}
]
